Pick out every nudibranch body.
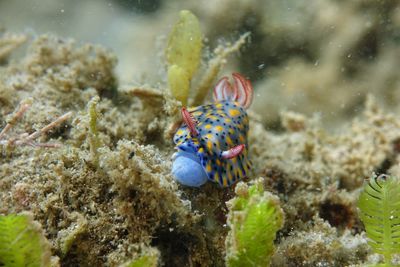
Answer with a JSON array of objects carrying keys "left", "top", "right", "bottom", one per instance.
[{"left": 172, "top": 73, "right": 253, "bottom": 187}]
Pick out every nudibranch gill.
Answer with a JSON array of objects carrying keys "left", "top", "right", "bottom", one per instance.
[{"left": 172, "top": 73, "right": 253, "bottom": 187}]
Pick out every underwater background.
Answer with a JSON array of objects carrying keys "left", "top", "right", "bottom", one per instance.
[{"left": 1, "top": 0, "right": 400, "bottom": 266}]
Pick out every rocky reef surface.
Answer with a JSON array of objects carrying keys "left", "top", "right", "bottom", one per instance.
[{"left": 1, "top": 0, "right": 400, "bottom": 266}]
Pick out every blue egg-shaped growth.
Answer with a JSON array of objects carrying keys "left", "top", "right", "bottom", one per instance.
[{"left": 172, "top": 151, "right": 208, "bottom": 187}]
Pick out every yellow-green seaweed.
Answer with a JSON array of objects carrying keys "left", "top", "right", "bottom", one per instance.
[
  {"left": 57, "top": 212, "right": 88, "bottom": 257},
  {"left": 121, "top": 254, "right": 158, "bottom": 267},
  {"left": 88, "top": 95, "right": 101, "bottom": 167},
  {"left": 167, "top": 64, "right": 190, "bottom": 105},
  {"left": 358, "top": 174, "right": 400, "bottom": 266},
  {"left": 0, "top": 213, "right": 52, "bottom": 267},
  {"left": 165, "top": 10, "right": 202, "bottom": 106},
  {"left": 225, "top": 178, "right": 284, "bottom": 267},
  {"left": 192, "top": 32, "right": 250, "bottom": 106}
]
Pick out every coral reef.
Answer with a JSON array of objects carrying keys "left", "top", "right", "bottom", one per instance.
[{"left": 0, "top": 33, "right": 197, "bottom": 266}]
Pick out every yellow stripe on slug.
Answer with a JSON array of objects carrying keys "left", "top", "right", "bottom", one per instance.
[
  {"left": 215, "top": 125, "right": 224, "bottom": 132},
  {"left": 226, "top": 136, "right": 233, "bottom": 146},
  {"left": 228, "top": 109, "right": 240, "bottom": 117},
  {"left": 192, "top": 111, "right": 203, "bottom": 117},
  {"left": 206, "top": 164, "right": 212, "bottom": 172},
  {"left": 207, "top": 141, "right": 213, "bottom": 151},
  {"left": 214, "top": 172, "right": 220, "bottom": 183},
  {"left": 222, "top": 177, "right": 228, "bottom": 187}
]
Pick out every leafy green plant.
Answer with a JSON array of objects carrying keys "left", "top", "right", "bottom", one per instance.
[
  {"left": 0, "top": 213, "right": 52, "bottom": 267},
  {"left": 165, "top": 10, "right": 202, "bottom": 106},
  {"left": 119, "top": 247, "right": 159, "bottom": 267},
  {"left": 123, "top": 255, "right": 158, "bottom": 267},
  {"left": 164, "top": 10, "right": 251, "bottom": 108},
  {"left": 225, "top": 178, "right": 284, "bottom": 267},
  {"left": 88, "top": 96, "right": 101, "bottom": 167},
  {"left": 358, "top": 174, "right": 400, "bottom": 266}
]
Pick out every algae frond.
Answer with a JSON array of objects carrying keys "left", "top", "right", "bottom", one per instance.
[
  {"left": 165, "top": 10, "right": 250, "bottom": 107},
  {"left": 358, "top": 174, "right": 400, "bottom": 266},
  {"left": 121, "top": 248, "right": 159, "bottom": 267},
  {"left": 166, "top": 10, "right": 202, "bottom": 106},
  {"left": 225, "top": 178, "right": 284, "bottom": 267},
  {"left": 88, "top": 96, "right": 101, "bottom": 167},
  {"left": 0, "top": 213, "right": 52, "bottom": 267}
]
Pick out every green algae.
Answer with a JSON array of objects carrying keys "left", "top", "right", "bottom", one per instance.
[
  {"left": 88, "top": 96, "right": 101, "bottom": 167},
  {"left": 122, "top": 250, "right": 159, "bottom": 267},
  {"left": 126, "top": 255, "right": 157, "bottom": 267},
  {"left": 166, "top": 10, "right": 202, "bottom": 106},
  {"left": 0, "top": 213, "right": 52, "bottom": 267},
  {"left": 191, "top": 32, "right": 250, "bottom": 106},
  {"left": 225, "top": 179, "right": 284, "bottom": 267},
  {"left": 167, "top": 64, "right": 190, "bottom": 105},
  {"left": 358, "top": 174, "right": 400, "bottom": 266}
]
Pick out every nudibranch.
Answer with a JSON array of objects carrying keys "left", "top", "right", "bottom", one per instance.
[{"left": 172, "top": 73, "right": 253, "bottom": 187}]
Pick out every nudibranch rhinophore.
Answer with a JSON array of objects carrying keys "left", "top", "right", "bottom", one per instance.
[{"left": 172, "top": 73, "right": 253, "bottom": 187}]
